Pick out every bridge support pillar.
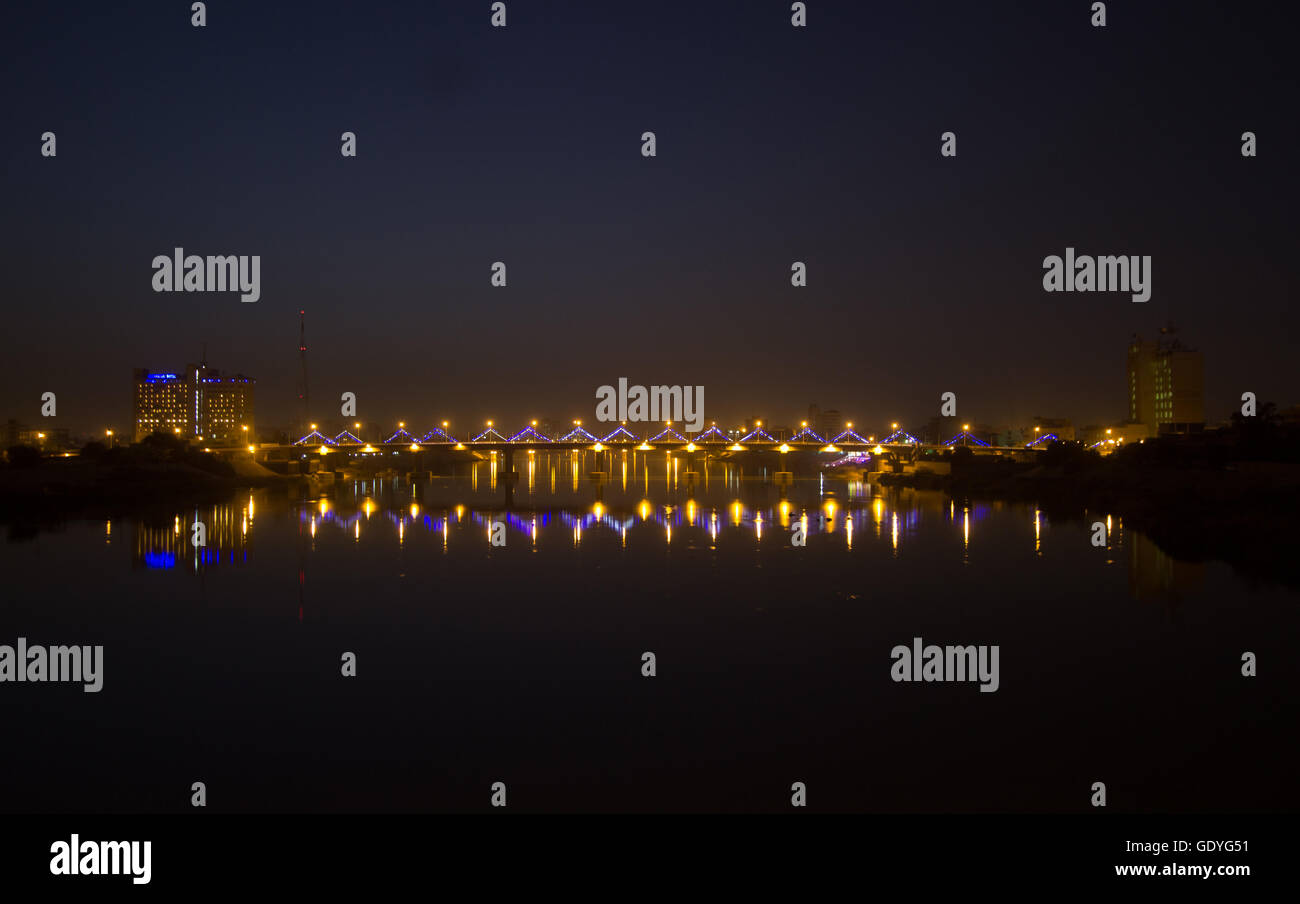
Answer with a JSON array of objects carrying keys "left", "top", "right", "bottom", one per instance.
[{"left": 501, "top": 447, "right": 519, "bottom": 508}]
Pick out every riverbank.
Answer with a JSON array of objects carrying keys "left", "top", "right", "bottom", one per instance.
[
  {"left": 877, "top": 456, "right": 1300, "bottom": 588},
  {"left": 0, "top": 456, "right": 280, "bottom": 509}
]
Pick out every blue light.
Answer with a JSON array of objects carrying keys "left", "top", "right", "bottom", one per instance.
[
  {"left": 144, "top": 552, "right": 176, "bottom": 569},
  {"left": 144, "top": 373, "right": 179, "bottom": 382}
]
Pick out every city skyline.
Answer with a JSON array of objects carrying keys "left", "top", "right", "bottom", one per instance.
[
  {"left": 3, "top": 2, "right": 1296, "bottom": 440},
  {"left": 8, "top": 324, "right": 1232, "bottom": 446}
]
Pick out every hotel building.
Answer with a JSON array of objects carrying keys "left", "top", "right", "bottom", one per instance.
[{"left": 132, "top": 364, "right": 255, "bottom": 443}]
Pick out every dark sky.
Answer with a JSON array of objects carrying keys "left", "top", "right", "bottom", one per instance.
[{"left": 2, "top": 0, "right": 1296, "bottom": 436}]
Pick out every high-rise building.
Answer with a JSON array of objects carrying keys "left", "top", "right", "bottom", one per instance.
[
  {"left": 132, "top": 370, "right": 192, "bottom": 440},
  {"left": 133, "top": 364, "right": 255, "bottom": 443},
  {"left": 820, "top": 409, "right": 843, "bottom": 439},
  {"left": 196, "top": 366, "right": 255, "bottom": 445},
  {"left": 806, "top": 404, "right": 844, "bottom": 439},
  {"left": 1126, "top": 327, "right": 1204, "bottom": 437}
]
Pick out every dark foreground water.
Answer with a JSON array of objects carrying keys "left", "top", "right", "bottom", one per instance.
[{"left": 2, "top": 455, "right": 1297, "bottom": 813}]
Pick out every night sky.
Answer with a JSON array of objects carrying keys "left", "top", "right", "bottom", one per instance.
[{"left": 2, "top": 0, "right": 1296, "bottom": 436}]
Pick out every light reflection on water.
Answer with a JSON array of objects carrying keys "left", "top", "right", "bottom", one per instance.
[
  {"left": 9, "top": 453, "right": 1299, "bottom": 815},
  {"left": 105, "top": 450, "right": 1198, "bottom": 601}
]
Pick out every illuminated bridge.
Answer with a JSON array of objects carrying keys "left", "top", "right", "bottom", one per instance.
[{"left": 284, "top": 422, "right": 1034, "bottom": 454}]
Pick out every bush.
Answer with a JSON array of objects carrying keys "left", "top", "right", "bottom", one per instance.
[
  {"left": 1039, "top": 440, "right": 1098, "bottom": 473},
  {"left": 5, "top": 445, "right": 42, "bottom": 468}
]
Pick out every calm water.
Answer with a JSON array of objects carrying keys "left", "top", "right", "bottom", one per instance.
[{"left": 2, "top": 454, "right": 1297, "bottom": 813}]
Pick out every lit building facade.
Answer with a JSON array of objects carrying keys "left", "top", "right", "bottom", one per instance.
[
  {"left": 132, "top": 370, "right": 192, "bottom": 440},
  {"left": 133, "top": 365, "right": 255, "bottom": 442},
  {"left": 197, "top": 368, "right": 255, "bottom": 444},
  {"left": 1127, "top": 330, "right": 1204, "bottom": 437}
]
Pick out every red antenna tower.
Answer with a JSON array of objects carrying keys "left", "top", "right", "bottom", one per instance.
[{"left": 297, "top": 309, "right": 309, "bottom": 430}]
